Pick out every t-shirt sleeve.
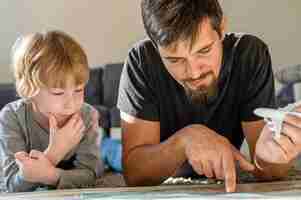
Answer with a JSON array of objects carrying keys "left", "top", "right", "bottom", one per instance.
[
  {"left": 117, "top": 44, "right": 159, "bottom": 121},
  {"left": 238, "top": 35, "right": 276, "bottom": 121}
]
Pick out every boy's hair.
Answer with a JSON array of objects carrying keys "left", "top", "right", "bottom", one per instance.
[
  {"left": 11, "top": 30, "right": 89, "bottom": 98},
  {"left": 141, "top": 0, "right": 223, "bottom": 48}
]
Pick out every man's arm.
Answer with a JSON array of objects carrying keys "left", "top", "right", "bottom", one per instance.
[
  {"left": 122, "top": 111, "right": 254, "bottom": 192},
  {"left": 242, "top": 120, "right": 292, "bottom": 179},
  {"left": 121, "top": 112, "right": 187, "bottom": 186}
]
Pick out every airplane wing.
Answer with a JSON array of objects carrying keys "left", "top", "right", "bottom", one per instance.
[
  {"left": 254, "top": 100, "right": 301, "bottom": 139},
  {"left": 272, "top": 119, "right": 282, "bottom": 139}
]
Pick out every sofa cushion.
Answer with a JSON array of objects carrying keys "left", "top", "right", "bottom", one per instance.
[
  {"left": 102, "top": 63, "right": 123, "bottom": 109},
  {"left": 85, "top": 67, "right": 104, "bottom": 105},
  {"left": 0, "top": 84, "right": 18, "bottom": 110}
]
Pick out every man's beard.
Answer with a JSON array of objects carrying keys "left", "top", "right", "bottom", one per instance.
[{"left": 183, "top": 72, "right": 218, "bottom": 105}]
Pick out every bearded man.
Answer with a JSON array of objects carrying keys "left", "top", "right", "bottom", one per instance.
[{"left": 117, "top": 0, "right": 298, "bottom": 193}]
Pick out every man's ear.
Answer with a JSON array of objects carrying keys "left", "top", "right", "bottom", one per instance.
[{"left": 220, "top": 16, "right": 227, "bottom": 40}]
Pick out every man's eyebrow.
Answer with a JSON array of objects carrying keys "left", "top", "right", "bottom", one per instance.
[
  {"left": 162, "top": 56, "right": 183, "bottom": 60},
  {"left": 192, "top": 41, "right": 215, "bottom": 54},
  {"left": 162, "top": 41, "right": 216, "bottom": 60}
]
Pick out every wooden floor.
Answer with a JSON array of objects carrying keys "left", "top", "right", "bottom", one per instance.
[
  {"left": 1, "top": 180, "right": 301, "bottom": 200},
  {"left": 2, "top": 169, "right": 301, "bottom": 200}
]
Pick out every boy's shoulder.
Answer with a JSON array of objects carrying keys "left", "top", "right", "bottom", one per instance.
[
  {"left": 0, "top": 99, "right": 28, "bottom": 119},
  {"left": 0, "top": 99, "right": 29, "bottom": 133},
  {"left": 80, "top": 102, "right": 94, "bottom": 115},
  {"left": 80, "top": 102, "right": 96, "bottom": 126}
]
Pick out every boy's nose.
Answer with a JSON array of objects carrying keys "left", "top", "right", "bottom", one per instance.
[{"left": 64, "top": 95, "right": 76, "bottom": 109}]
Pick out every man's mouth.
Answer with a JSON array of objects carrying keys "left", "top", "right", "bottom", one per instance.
[
  {"left": 182, "top": 71, "right": 218, "bottom": 105},
  {"left": 188, "top": 74, "right": 212, "bottom": 90}
]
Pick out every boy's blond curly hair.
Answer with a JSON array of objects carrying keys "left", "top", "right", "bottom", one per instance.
[{"left": 11, "top": 30, "right": 89, "bottom": 98}]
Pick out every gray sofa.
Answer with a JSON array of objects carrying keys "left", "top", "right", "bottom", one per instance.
[{"left": 85, "top": 63, "right": 123, "bottom": 135}]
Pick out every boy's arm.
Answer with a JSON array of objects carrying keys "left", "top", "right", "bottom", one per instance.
[
  {"left": 55, "top": 116, "right": 104, "bottom": 189},
  {"left": 0, "top": 106, "right": 41, "bottom": 192}
]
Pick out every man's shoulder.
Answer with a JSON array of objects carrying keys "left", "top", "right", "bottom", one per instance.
[
  {"left": 225, "top": 33, "right": 272, "bottom": 87},
  {"left": 225, "top": 33, "right": 270, "bottom": 71},
  {"left": 226, "top": 33, "right": 268, "bottom": 54},
  {"left": 132, "top": 37, "right": 156, "bottom": 51},
  {"left": 126, "top": 38, "right": 163, "bottom": 75},
  {"left": 129, "top": 38, "right": 159, "bottom": 60}
]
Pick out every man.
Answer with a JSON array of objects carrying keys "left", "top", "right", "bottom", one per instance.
[{"left": 117, "top": 0, "right": 300, "bottom": 192}]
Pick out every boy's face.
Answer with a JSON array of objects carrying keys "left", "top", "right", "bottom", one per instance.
[
  {"left": 32, "top": 83, "right": 85, "bottom": 123},
  {"left": 158, "top": 18, "right": 224, "bottom": 104}
]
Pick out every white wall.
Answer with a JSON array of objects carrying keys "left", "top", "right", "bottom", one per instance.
[
  {"left": 0, "top": 1, "right": 145, "bottom": 83},
  {"left": 221, "top": 0, "right": 300, "bottom": 69},
  {"left": 0, "top": 1, "right": 300, "bottom": 84}
]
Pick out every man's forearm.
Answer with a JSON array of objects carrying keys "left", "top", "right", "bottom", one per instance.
[{"left": 123, "top": 132, "right": 187, "bottom": 186}]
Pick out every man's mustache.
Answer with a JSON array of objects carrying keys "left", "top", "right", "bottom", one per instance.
[{"left": 182, "top": 71, "right": 213, "bottom": 83}]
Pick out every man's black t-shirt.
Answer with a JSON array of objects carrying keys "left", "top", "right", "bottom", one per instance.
[{"left": 117, "top": 33, "right": 275, "bottom": 152}]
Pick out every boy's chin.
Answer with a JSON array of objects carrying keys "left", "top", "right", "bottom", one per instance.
[{"left": 54, "top": 114, "right": 73, "bottom": 126}]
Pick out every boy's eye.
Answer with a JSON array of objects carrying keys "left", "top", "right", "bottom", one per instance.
[
  {"left": 51, "top": 92, "right": 64, "bottom": 96},
  {"left": 49, "top": 88, "right": 64, "bottom": 96}
]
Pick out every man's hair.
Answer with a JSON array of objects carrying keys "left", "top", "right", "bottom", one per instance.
[
  {"left": 141, "top": 0, "right": 223, "bottom": 47},
  {"left": 11, "top": 30, "right": 89, "bottom": 98}
]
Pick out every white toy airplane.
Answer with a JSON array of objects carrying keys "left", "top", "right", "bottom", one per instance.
[{"left": 254, "top": 101, "right": 301, "bottom": 138}]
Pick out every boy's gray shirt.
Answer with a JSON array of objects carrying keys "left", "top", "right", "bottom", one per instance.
[{"left": 0, "top": 99, "right": 104, "bottom": 192}]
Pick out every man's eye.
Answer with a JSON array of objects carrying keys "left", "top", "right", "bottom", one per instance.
[
  {"left": 167, "top": 58, "right": 184, "bottom": 65},
  {"left": 199, "top": 48, "right": 211, "bottom": 54},
  {"left": 168, "top": 59, "right": 179, "bottom": 64},
  {"left": 75, "top": 89, "right": 84, "bottom": 93}
]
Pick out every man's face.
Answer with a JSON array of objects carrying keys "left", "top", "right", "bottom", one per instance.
[
  {"left": 159, "top": 18, "right": 224, "bottom": 104},
  {"left": 32, "top": 82, "right": 85, "bottom": 124}
]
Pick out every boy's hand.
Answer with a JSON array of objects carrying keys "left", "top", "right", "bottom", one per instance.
[
  {"left": 45, "top": 113, "right": 85, "bottom": 165},
  {"left": 15, "top": 150, "right": 60, "bottom": 185}
]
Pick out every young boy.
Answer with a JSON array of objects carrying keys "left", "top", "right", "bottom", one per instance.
[{"left": 0, "top": 30, "right": 104, "bottom": 192}]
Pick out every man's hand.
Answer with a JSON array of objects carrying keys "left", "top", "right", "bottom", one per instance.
[
  {"left": 182, "top": 125, "right": 255, "bottom": 192},
  {"left": 44, "top": 113, "right": 85, "bottom": 165},
  {"left": 15, "top": 150, "right": 60, "bottom": 185},
  {"left": 256, "top": 105, "right": 301, "bottom": 165}
]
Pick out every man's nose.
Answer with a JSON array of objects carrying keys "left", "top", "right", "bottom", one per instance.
[{"left": 186, "top": 58, "right": 202, "bottom": 79}]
